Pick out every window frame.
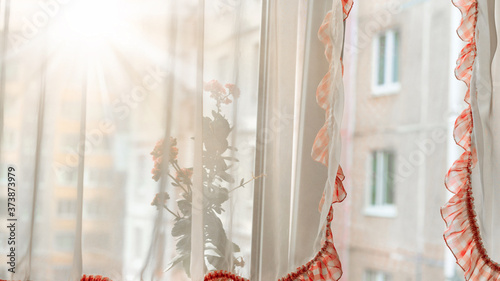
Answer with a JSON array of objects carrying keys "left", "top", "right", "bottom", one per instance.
[
  {"left": 364, "top": 150, "right": 397, "bottom": 218},
  {"left": 372, "top": 29, "right": 400, "bottom": 96},
  {"left": 364, "top": 269, "right": 392, "bottom": 281}
]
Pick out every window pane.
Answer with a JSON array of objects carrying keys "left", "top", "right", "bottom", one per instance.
[
  {"left": 385, "top": 152, "right": 395, "bottom": 204},
  {"left": 365, "top": 270, "right": 376, "bottom": 281},
  {"left": 371, "top": 152, "right": 378, "bottom": 205},
  {"left": 377, "top": 35, "right": 386, "bottom": 85},
  {"left": 55, "top": 233, "right": 75, "bottom": 252},
  {"left": 365, "top": 270, "right": 391, "bottom": 281},
  {"left": 392, "top": 31, "right": 400, "bottom": 83},
  {"left": 57, "top": 199, "right": 76, "bottom": 217}
]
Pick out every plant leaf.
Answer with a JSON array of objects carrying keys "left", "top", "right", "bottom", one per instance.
[
  {"left": 218, "top": 171, "right": 234, "bottom": 183},
  {"left": 172, "top": 218, "right": 191, "bottom": 237},
  {"left": 232, "top": 242, "right": 241, "bottom": 253},
  {"left": 206, "top": 255, "right": 228, "bottom": 271},
  {"left": 165, "top": 254, "right": 187, "bottom": 272}
]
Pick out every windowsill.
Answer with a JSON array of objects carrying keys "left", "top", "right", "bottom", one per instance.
[
  {"left": 364, "top": 205, "right": 397, "bottom": 218},
  {"left": 371, "top": 83, "right": 401, "bottom": 96}
]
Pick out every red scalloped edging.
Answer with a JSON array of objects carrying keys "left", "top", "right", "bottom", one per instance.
[
  {"left": 204, "top": 1, "right": 353, "bottom": 280},
  {"left": 441, "top": 0, "right": 500, "bottom": 279},
  {"left": 341, "top": 0, "right": 354, "bottom": 20},
  {"left": 80, "top": 275, "right": 112, "bottom": 281},
  {"left": 204, "top": 206, "right": 343, "bottom": 281},
  {"left": 276, "top": 206, "right": 342, "bottom": 281},
  {"left": 0, "top": 275, "right": 111, "bottom": 281},
  {"left": 204, "top": 271, "right": 250, "bottom": 281}
]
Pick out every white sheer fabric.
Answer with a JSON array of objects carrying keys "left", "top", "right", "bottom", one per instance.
[
  {"left": 472, "top": 0, "right": 500, "bottom": 263},
  {"left": 0, "top": 0, "right": 346, "bottom": 280},
  {"left": 443, "top": 0, "right": 500, "bottom": 278}
]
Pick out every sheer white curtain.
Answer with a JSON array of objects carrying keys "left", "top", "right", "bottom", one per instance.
[
  {"left": 0, "top": 0, "right": 350, "bottom": 280},
  {"left": 443, "top": 0, "right": 500, "bottom": 279}
]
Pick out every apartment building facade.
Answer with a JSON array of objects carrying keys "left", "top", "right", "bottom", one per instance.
[{"left": 333, "top": 0, "right": 465, "bottom": 280}]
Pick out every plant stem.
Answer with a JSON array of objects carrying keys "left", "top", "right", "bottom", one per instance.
[
  {"left": 229, "top": 173, "right": 265, "bottom": 193},
  {"left": 168, "top": 173, "right": 189, "bottom": 194},
  {"left": 163, "top": 205, "right": 180, "bottom": 219},
  {"left": 171, "top": 160, "right": 182, "bottom": 173}
]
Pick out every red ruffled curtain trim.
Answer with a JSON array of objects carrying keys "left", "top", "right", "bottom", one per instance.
[
  {"left": 203, "top": 207, "right": 343, "bottom": 281},
  {"left": 80, "top": 275, "right": 112, "bottom": 281},
  {"left": 441, "top": 0, "right": 500, "bottom": 279}
]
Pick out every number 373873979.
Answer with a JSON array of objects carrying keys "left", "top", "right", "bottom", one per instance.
[{"left": 7, "top": 166, "right": 16, "bottom": 217}]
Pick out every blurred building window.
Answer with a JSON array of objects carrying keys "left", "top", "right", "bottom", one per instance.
[
  {"left": 84, "top": 233, "right": 110, "bottom": 250},
  {"left": 54, "top": 233, "right": 75, "bottom": 252},
  {"left": 57, "top": 199, "right": 76, "bottom": 218},
  {"left": 84, "top": 200, "right": 106, "bottom": 219},
  {"left": 85, "top": 168, "right": 111, "bottom": 187},
  {"left": 373, "top": 29, "right": 400, "bottom": 95},
  {"left": 366, "top": 150, "right": 396, "bottom": 217},
  {"left": 57, "top": 168, "right": 77, "bottom": 187},
  {"left": 364, "top": 269, "right": 392, "bottom": 281},
  {"left": 53, "top": 266, "right": 72, "bottom": 278}
]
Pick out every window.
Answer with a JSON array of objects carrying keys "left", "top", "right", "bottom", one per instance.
[
  {"left": 373, "top": 30, "right": 400, "bottom": 95},
  {"left": 57, "top": 168, "right": 77, "bottom": 187},
  {"left": 85, "top": 168, "right": 111, "bottom": 187},
  {"left": 57, "top": 199, "right": 76, "bottom": 218},
  {"left": 365, "top": 269, "right": 392, "bottom": 281},
  {"left": 84, "top": 233, "right": 110, "bottom": 250},
  {"left": 53, "top": 266, "right": 72, "bottom": 278},
  {"left": 365, "top": 150, "right": 396, "bottom": 217},
  {"left": 84, "top": 200, "right": 107, "bottom": 219},
  {"left": 54, "top": 233, "right": 75, "bottom": 252}
]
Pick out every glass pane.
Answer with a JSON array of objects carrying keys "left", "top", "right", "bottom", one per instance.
[
  {"left": 371, "top": 152, "right": 378, "bottom": 205},
  {"left": 392, "top": 31, "right": 400, "bottom": 83},
  {"left": 365, "top": 270, "right": 375, "bottom": 281},
  {"left": 377, "top": 34, "right": 386, "bottom": 85},
  {"left": 385, "top": 152, "right": 395, "bottom": 205}
]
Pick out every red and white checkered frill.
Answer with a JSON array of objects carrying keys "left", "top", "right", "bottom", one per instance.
[
  {"left": 441, "top": 0, "right": 500, "bottom": 280},
  {"left": 80, "top": 275, "right": 111, "bottom": 281}
]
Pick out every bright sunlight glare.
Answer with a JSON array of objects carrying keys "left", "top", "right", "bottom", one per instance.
[{"left": 53, "top": 0, "right": 125, "bottom": 53}]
